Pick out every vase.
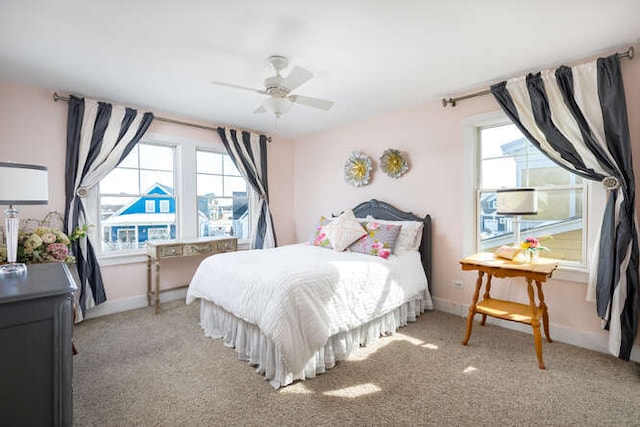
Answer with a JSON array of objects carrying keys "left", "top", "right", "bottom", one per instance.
[{"left": 527, "top": 251, "right": 539, "bottom": 263}]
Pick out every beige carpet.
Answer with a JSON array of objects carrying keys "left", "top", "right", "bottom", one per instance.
[{"left": 73, "top": 300, "right": 640, "bottom": 426}]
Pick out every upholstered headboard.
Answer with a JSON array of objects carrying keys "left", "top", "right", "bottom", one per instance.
[{"left": 351, "top": 199, "right": 432, "bottom": 290}]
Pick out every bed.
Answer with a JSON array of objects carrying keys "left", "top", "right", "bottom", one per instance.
[{"left": 186, "top": 199, "right": 433, "bottom": 388}]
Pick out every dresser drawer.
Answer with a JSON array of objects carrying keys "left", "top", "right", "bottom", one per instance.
[
  {"left": 184, "top": 243, "right": 216, "bottom": 256},
  {"left": 159, "top": 245, "right": 183, "bottom": 257},
  {"left": 219, "top": 239, "right": 237, "bottom": 252}
]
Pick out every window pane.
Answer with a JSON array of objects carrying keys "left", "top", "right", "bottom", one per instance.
[
  {"left": 197, "top": 175, "right": 223, "bottom": 197},
  {"left": 196, "top": 151, "right": 250, "bottom": 240},
  {"left": 223, "top": 156, "right": 240, "bottom": 176},
  {"left": 481, "top": 158, "right": 516, "bottom": 189},
  {"left": 197, "top": 151, "right": 223, "bottom": 174},
  {"left": 118, "top": 146, "right": 139, "bottom": 168},
  {"left": 99, "top": 143, "right": 175, "bottom": 255},
  {"left": 140, "top": 170, "right": 173, "bottom": 192},
  {"left": 478, "top": 189, "right": 583, "bottom": 263},
  {"left": 100, "top": 169, "right": 139, "bottom": 194},
  {"left": 224, "top": 176, "right": 247, "bottom": 197},
  {"left": 139, "top": 144, "right": 173, "bottom": 171}
]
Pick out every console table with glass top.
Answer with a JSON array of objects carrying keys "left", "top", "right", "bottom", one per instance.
[
  {"left": 459, "top": 252, "right": 559, "bottom": 369},
  {"left": 146, "top": 236, "right": 237, "bottom": 314}
]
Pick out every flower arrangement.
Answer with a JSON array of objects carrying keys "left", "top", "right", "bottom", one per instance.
[
  {"left": 15, "top": 226, "right": 75, "bottom": 264},
  {"left": 520, "top": 236, "right": 549, "bottom": 253},
  {"left": 0, "top": 212, "right": 89, "bottom": 265}
]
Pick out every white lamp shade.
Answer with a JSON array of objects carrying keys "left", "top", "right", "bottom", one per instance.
[
  {"left": 0, "top": 162, "right": 49, "bottom": 205},
  {"left": 496, "top": 188, "right": 537, "bottom": 215},
  {"left": 263, "top": 97, "right": 292, "bottom": 116}
]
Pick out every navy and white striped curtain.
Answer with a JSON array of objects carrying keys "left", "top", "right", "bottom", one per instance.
[
  {"left": 217, "top": 128, "right": 276, "bottom": 249},
  {"left": 491, "top": 54, "right": 638, "bottom": 360},
  {"left": 64, "top": 95, "right": 153, "bottom": 320}
]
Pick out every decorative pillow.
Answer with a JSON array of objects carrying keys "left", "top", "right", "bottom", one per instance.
[
  {"left": 308, "top": 216, "right": 333, "bottom": 248},
  {"left": 365, "top": 216, "right": 424, "bottom": 254},
  {"left": 323, "top": 209, "right": 367, "bottom": 251},
  {"left": 348, "top": 221, "right": 402, "bottom": 259}
]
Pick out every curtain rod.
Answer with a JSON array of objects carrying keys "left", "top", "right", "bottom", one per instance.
[
  {"left": 441, "top": 46, "right": 635, "bottom": 108},
  {"left": 52, "top": 92, "right": 272, "bottom": 142}
]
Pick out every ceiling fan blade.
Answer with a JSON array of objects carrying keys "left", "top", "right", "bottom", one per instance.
[
  {"left": 211, "top": 81, "right": 268, "bottom": 95},
  {"left": 281, "top": 66, "right": 313, "bottom": 92},
  {"left": 254, "top": 104, "right": 267, "bottom": 114},
  {"left": 290, "top": 94, "right": 334, "bottom": 111}
]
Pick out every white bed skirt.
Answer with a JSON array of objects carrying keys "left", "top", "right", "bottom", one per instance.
[{"left": 198, "top": 289, "right": 431, "bottom": 388}]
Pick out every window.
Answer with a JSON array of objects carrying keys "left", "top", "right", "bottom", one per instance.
[
  {"left": 96, "top": 138, "right": 251, "bottom": 260},
  {"left": 468, "top": 115, "right": 602, "bottom": 271},
  {"left": 99, "top": 143, "right": 176, "bottom": 254},
  {"left": 196, "top": 150, "right": 249, "bottom": 240}
]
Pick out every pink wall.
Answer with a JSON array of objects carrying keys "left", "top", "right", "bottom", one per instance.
[
  {"left": 290, "top": 44, "right": 640, "bottom": 343},
  {"left": 0, "top": 82, "right": 295, "bottom": 302},
  {"left": 1, "top": 42, "right": 639, "bottom": 349}
]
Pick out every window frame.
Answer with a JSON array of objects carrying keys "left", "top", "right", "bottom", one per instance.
[
  {"left": 463, "top": 111, "right": 604, "bottom": 283},
  {"left": 94, "top": 133, "right": 252, "bottom": 266}
]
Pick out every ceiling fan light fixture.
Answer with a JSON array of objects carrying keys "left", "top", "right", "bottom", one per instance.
[{"left": 263, "top": 97, "right": 292, "bottom": 117}]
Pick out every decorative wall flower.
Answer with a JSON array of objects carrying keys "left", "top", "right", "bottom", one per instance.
[
  {"left": 344, "top": 151, "right": 372, "bottom": 187},
  {"left": 380, "top": 149, "right": 409, "bottom": 178}
]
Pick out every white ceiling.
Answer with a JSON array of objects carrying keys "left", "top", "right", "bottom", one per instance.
[{"left": 1, "top": 1, "right": 639, "bottom": 138}]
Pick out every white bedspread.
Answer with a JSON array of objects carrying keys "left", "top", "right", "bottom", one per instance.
[{"left": 186, "top": 244, "right": 431, "bottom": 374}]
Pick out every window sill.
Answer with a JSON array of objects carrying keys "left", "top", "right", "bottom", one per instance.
[{"left": 551, "top": 264, "right": 589, "bottom": 283}]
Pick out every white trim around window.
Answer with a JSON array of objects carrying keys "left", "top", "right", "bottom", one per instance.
[
  {"left": 95, "top": 132, "right": 251, "bottom": 266},
  {"left": 463, "top": 111, "right": 605, "bottom": 283}
]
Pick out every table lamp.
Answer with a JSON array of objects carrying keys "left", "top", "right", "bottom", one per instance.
[
  {"left": 0, "top": 162, "right": 49, "bottom": 275},
  {"left": 496, "top": 188, "right": 537, "bottom": 247}
]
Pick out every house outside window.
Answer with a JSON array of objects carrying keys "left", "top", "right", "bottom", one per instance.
[
  {"left": 99, "top": 142, "right": 176, "bottom": 254},
  {"left": 474, "top": 120, "right": 590, "bottom": 268},
  {"left": 196, "top": 149, "right": 249, "bottom": 240}
]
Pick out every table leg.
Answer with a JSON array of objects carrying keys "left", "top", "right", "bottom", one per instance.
[
  {"left": 535, "top": 281, "right": 553, "bottom": 343},
  {"left": 480, "top": 274, "right": 493, "bottom": 326},
  {"left": 527, "top": 278, "right": 545, "bottom": 369},
  {"left": 146, "top": 256, "right": 152, "bottom": 307},
  {"left": 154, "top": 261, "right": 160, "bottom": 315},
  {"left": 462, "top": 271, "right": 484, "bottom": 345}
]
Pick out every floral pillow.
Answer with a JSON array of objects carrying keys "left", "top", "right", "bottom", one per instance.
[
  {"left": 365, "top": 215, "right": 423, "bottom": 254},
  {"left": 348, "top": 221, "right": 402, "bottom": 259},
  {"left": 308, "top": 216, "right": 333, "bottom": 248}
]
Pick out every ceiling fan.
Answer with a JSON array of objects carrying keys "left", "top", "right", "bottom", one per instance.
[{"left": 211, "top": 55, "right": 334, "bottom": 118}]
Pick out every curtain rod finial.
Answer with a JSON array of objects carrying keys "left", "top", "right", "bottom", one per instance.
[{"left": 442, "top": 98, "right": 456, "bottom": 108}]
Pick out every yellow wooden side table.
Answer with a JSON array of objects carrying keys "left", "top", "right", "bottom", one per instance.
[{"left": 459, "top": 252, "right": 559, "bottom": 369}]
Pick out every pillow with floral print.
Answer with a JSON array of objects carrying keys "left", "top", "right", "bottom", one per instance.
[
  {"left": 308, "top": 216, "right": 333, "bottom": 249},
  {"left": 348, "top": 221, "right": 402, "bottom": 259}
]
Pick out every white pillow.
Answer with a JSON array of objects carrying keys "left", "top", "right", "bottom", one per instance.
[
  {"left": 366, "top": 215, "right": 424, "bottom": 254},
  {"left": 324, "top": 209, "right": 367, "bottom": 251}
]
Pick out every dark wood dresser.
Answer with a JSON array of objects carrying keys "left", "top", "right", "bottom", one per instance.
[{"left": 0, "top": 262, "right": 76, "bottom": 426}]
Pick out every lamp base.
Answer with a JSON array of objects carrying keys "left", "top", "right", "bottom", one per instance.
[{"left": 0, "top": 262, "right": 27, "bottom": 276}]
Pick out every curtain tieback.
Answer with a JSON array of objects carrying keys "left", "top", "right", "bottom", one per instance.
[
  {"left": 260, "top": 193, "right": 267, "bottom": 200},
  {"left": 602, "top": 176, "right": 620, "bottom": 190},
  {"left": 76, "top": 187, "right": 89, "bottom": 198}
]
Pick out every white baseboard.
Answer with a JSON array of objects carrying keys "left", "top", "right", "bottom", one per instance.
[
  {"left": 432, "top": 296, "right": 640, "bottom": 363},
  {"left": 84, "top": 287, "right": 188, "bottom": 320}
]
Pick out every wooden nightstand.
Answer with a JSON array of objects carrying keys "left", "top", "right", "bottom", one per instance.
[
  {"left": 146, "top": 236, "right": 237, "bottom": 314},
  {"left": 459, "top": 252, "right": 559, "bottom": 369}
]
